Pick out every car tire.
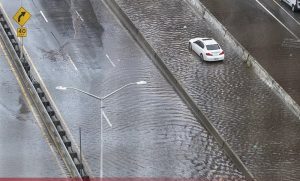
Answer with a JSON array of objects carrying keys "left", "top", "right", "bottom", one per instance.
[
  {"left": 189, "top": 43, "right": 192, "bottom": 51},
  {"left": 200, "top": 54, "right": 204, "bottom": 61},
  {"left": 292, "top": 5, "right": 296, "bottom": 12}
]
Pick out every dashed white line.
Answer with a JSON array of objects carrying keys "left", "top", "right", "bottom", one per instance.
[
  {"left": 272, "top": 0, "right": 300, "bottom": 25},
  {"left": 66, "top": 54, "right": 78, "bottom": 71},
  {"left": 75, "top": 10, "right": 84, "bottom": 22},
  {"left": 255, "top": 0, "right": 299, "bottom": 39},
  {"left": 102, "top": 111, "right": 112, "bottom": 127},
  {"left": 40, "top": 10, "right": 48, "bottom": 23},
  {"left": 105, "top": 54, "right": 116, "bottom": 67}
]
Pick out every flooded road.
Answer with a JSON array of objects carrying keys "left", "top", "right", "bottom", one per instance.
[
  {"left": 0, "top": 30, "right": 68, "bottom": 177},
  {"left": 0, "top": 0, "right": 245, "bottom": 179},
  {"left": 201, "top": 0, "right": 300, "bottom": 106},
  {"left": 113, "top": 0, "right": 300, "bottom": 180}
]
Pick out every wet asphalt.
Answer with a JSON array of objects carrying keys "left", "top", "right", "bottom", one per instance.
[
  {"left": 0, "top": 0, "right": 245, "bottom": 179},
  {"left": 201, "top": 0, "right": 300, "bottom": 105},
  {"left": 0, "top": 27, "right": 67, "bottom": 177},
  {"left": 113, "top": 0, "right": 300, "bottom": 180}
]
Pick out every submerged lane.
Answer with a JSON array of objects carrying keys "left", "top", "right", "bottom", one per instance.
[
  {"left": 0, "top": 0, "right": 245, "bottom": 179},
  {"left": 113, "top": 0, "right": 300, "bottom": 180}
]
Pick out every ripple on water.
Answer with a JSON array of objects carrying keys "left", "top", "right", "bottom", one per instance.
[
  {"left": 114, "top": 0, "right": 300, "bottom": 180},
  {"left": 54, "top": 0, "right": 247, "bottom": 179}
]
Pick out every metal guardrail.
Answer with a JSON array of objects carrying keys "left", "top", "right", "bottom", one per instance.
[{"left": 0, "top": 8, "right": 90, "bottom": 180}]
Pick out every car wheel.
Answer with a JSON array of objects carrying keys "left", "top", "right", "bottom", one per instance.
[
  {"left": 189, "top": 43, "right": 192, "bottom": 51},
  {"left": 200, "top": 54, "right": 204, "bottom": 61},
  {"left": 292, "top": 5, "right": 296, "bottom": 12}
]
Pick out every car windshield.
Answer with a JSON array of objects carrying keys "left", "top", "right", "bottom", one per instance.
[{"left": 206, "top": 44, "right": 220, "bottom": 50}]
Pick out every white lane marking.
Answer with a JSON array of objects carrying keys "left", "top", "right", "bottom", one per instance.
[
  {"left": 102, "top": 111, "right": 112, "bottom": 127},
  {"left": 39, "top": 10, "right": 48, "bottom": 23},
  {"left": 255, "top": 0, "right": 299, "bottom": 39},
  {"left": 117, "top": 59, "right": 121, "bottom": 62},
  {"left": 105, "top": 54, "right": 116, "bottom": 67},
  {"left": 66, "top": 54, "right": 79, "bottom": 71},
  {"left": 75, "top": 10, "right": 84, "bottom": 22},
  {"left": 272, "top": 0, "right": 300, "bottom": 25}
]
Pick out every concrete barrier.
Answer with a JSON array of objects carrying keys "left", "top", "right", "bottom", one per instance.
[
  {"left": 0, "top": 8, "right": 83, "bottom": 179},
  {"left": 185, "top": 0, "right": 300, "bottom": 120},
  {"left": 90, "top": 0, "right": 256, "bottom": 180}
]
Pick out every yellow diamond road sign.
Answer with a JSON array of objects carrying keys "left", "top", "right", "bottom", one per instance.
[
  {"left": 17, "top": 27, "right": 27, "bottom": 37},
  {"left": 13, "top": 7, "right": 31, "bottom": 27}
]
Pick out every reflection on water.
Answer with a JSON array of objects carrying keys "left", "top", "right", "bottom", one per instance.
[
  {"left": 114, "top": 0, "right": 300, "bottom": 180},
  {"left": 18, "top": 96, "right": 30, "bottom": 115},
  {"left": 49, "top": 0, "right": 247, "bottom": 179}
]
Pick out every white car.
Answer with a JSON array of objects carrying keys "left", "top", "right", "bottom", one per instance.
[
  {"left": 189, "top": 38, "right": 224, "bottom": 62},
  {"left": 280, "top": 0, "right": 299, "bottom": 12}
]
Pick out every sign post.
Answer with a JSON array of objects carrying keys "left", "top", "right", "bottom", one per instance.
[{"left": 13, "top": 7, "right": 31, "bottom": 60}]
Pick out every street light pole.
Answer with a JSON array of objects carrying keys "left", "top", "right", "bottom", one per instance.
[
  {"left": 79, "top": 127, "right": 82, "bottom": 176},
  {"left": 56, "top": 81, "right": 147, "bottom": 178},
  {"left": 100, "top": 98, "right": 103, "bottom": 178}
]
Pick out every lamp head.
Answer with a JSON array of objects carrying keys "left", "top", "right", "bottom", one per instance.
[
  {"left": 56, "top": 86, "right": 67, "bottom": 90},
  {"left": 136, "top": 81, "right": 147, "bottom": 85}
]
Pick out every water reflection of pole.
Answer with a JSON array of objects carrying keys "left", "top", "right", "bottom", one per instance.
[{"left": 79, "top": 127, "right": 82, "bottom": 176}]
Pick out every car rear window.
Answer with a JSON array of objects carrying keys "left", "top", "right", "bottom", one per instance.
[{"left": 206, "top": 44, "right": 220, "bottom": 50}]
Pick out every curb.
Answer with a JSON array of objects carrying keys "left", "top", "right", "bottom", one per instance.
[{"left": 91, "top": 0, "right": 256, "bottom": 180}]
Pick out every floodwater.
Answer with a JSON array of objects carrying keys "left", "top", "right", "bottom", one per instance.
[
  {"left": 0, "top": 0, "right": 245, "bottom": 180},
  {"left": 114, "top": 0, "right": 300, "bottom": 180},
  {"left": 201, "top": 0, "right": 300, "bottom": 105}
]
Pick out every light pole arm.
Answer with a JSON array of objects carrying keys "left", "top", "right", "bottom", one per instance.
[
  {"left": 66, "top": 87, "right": 102, "bottom": 101},
  {"left": 101, "top": 83, "right": 136, "bottom": 100}
]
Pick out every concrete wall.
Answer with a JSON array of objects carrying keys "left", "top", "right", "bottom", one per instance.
[{"left": 89, "top": 0, "right": 256, "bottom": 180}]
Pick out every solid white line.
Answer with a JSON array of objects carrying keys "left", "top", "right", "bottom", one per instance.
[
  {"left": 75, "top": 10, "right": 84, "bottom": 22},
  {"left": 105, "top": 54, "right": 116, "bottom": 67},
  {"left": 40, "top": 10, "right": 48, "bottom": 23},
  {"left": 66, "top": 54, "right": 78, "bottom": 71},
  {"left": 255, "top": 0, "right": 299, "bottom": 39},
  {"left": 273, "top": 0, "right": 300, "bottom": 25},
  {"left": 102, "top": 111, "right": 112, "bottom": 127}
]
